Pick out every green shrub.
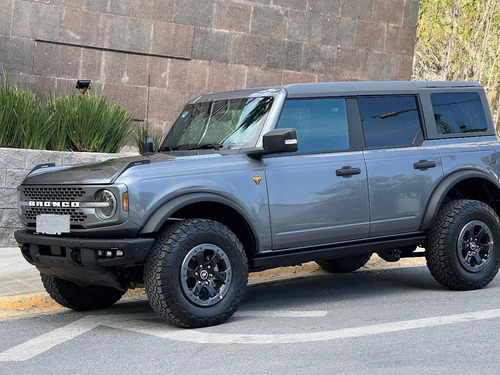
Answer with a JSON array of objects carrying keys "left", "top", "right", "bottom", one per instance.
[
  {"left": 0, "top": 73, "right": 133, "bottom": 153},
  {"left": 47, "top": 93, "right": 133, "bottom": 153},
  {"left": 0, "top": 76, "right": 54, "bottom": 149}
]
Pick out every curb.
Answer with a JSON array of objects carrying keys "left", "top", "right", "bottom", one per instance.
[{"left": 0, "top": 256, "right": 427, "bottom": 319}]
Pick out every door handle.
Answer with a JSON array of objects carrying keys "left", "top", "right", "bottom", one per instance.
[
  {"left": 413, "top": 160, "right": 437, "bottom": 170},
  {"left": 336, "top": 166, "right": 362, "bottom": 177}
]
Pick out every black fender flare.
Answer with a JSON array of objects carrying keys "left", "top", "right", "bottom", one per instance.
[
  {"left": 420, "top": 169, "right": 500, "bottom": 230},
  {"left": 139, "top": 192, "right": 259, "bottom": 246}
]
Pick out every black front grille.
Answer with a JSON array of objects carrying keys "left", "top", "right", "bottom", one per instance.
[
  {"left": 25, "top": 207, "right": 87, "bottom": 222},
  {"left": 22, "top": 187, "right": 87, "bottom": 223},
  {"left": 23, "top": 187, "right": 85, "bottom": 201}
]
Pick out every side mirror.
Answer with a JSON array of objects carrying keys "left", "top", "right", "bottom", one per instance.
[
  {"left": 263, "top": 128, "right": 298, "bottom": 154},
  {"left": 142, "top": 137, "right": 154, "bottom": 155},
  {"left": 246, "top": 128, "right": 298, "bottom": 158}
]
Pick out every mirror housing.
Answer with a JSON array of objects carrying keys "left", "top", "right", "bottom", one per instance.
[
  {"left": 142, "top": 137, "right": 154, "bottom": 155},
  {"left": 248, "top": 128, "right": 298, "bottom": 158},
  {"left": 263, "top": 128, "right": 298, "bottom": 153}
]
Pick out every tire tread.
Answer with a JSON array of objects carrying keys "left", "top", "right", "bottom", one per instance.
[
  {"left": 144, "top": 219, "right": 248, "bottom": 328},
  {"left": 426, "top": 199, "right": 500, "bottom": 290},
  {"left": 41, "top": 274, "right": 125, "bottom": 311}
]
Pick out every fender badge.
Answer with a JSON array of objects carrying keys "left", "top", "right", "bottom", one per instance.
[{"left": 252, "top": 176, "right": 262, "bottom": 186}]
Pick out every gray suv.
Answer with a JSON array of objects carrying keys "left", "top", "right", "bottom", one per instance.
[{"left": 14, "top": 81, "right": 500, "bottom": 327}]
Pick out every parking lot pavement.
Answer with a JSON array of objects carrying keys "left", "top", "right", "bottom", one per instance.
[{"left": 0, "top": 246, "right": 426, "bottom": 318}]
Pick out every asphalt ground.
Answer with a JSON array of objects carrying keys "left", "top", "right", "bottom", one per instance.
[{"left": 0, "top": 246, "right": 426, "bottom": 319}]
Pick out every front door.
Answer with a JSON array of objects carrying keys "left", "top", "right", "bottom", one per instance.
[{"left": 264, "top": 97, "right": 370, "bottom": 250}]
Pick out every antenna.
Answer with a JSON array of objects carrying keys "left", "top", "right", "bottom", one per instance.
[
  {"left": 146, "top": 74, "right": 151, "bottom": 135},
  {"left": 142, "top": 75, "right": 154, "bottom": 155}
]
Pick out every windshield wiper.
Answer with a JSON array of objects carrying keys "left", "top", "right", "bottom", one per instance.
[
  {"left": 187, "top": 143, "right": 224, "bottom": 150},
  {"left": 158, "top": 145, "right": 180, "bottom": 152},
  {"left": 159, "top": 143, "right": 223, "bottom": 151}
]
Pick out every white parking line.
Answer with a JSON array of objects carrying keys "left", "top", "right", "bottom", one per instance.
[
  {"left": 112, "top": 308, "right": 500, "bottom": 344},
  {"left": 2, "top": 308, "right": 500, "bottom": 361},
  {"left": 0, "top": 313, "right": 147, "bottom": 362},
  {"left": 0, "top": 315, "right": 96, "bottom": 362},
  {"left": 236, "top": 310, "right": 328, "bottom": 318}
]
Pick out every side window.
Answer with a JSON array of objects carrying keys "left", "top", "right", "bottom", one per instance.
[
  {"left": 276, "top": 98, "right": 349, "bottom": 153},
  {"left": 358, "top": 96, "right": 422, "bottom": 148},
  {"left": 431, "top": 92, "right": 487, "bottom": 134}
]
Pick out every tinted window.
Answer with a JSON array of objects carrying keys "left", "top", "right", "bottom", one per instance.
[
  {"left": 277, "top": 98, "right": 349, "bottom": 153},
  {"left": 431, "top": 92, "right": 487, "bottom": 134},
  {"left": 358, "top": 96, "right": 422, "bottom": 148}
]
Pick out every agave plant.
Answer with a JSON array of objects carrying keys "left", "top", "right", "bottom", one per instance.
[
  {"left": 0, "top": 71, "right": 133, "bottom": 153},
  {"left": 50, "top": 93, "right": 133, "bottom": 153},
  {"left": 0, "top": 74, "right": 55, "bottom": 149}
]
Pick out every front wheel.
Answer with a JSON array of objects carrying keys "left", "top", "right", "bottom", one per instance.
[
  {"left": 426, "top": 200, "right": 500, "bottom": 290},
  {"left": 41, "top": 274, "right": 126, "bottom": 311},
  {"left": 144, "top": 219, "right": 248, "bottom": 328}
]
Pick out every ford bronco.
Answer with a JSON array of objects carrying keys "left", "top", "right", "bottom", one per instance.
[{"left": 14, "top": 81, "right": 500, "bottom": 327}]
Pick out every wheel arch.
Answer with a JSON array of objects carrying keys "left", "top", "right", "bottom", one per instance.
[
  {"left": 140, "top": 193, "right": 258, "bottom": 259},
  {"left": 420, "top": 170, "right": 500, "bottom": 230}
]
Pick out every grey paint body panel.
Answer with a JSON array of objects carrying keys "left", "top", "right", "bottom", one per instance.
[
  {"left": 364, "top": 141, "right": 443, "bottom": 236},
  {"left": 117, "top": 154, "right": 272, "bottom": 251},
  {"left": 264, "top": 151, "right": 369, "bottom": 249}
]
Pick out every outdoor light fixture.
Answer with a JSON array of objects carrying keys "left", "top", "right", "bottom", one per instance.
[{"left": 75, "top": 79, "right": 91, "bottom": 95}]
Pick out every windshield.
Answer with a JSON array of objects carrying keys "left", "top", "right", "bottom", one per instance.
[{"left": 159, "top": 96, "right": 274, "bottom": 151}]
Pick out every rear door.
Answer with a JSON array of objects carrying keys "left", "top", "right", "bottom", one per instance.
[
  {"left": 263, "top": 97, "right": 370, "bottom": 250},
  {"left": 357, "top": 95, "right": 444, "bottom": 236}
]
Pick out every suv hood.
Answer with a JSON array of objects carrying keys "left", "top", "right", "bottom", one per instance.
[{"left": 21, "top": 153, "right": 219, "bottom": 185}]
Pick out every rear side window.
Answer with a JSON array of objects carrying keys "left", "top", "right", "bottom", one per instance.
[
  {"left": 358, "top": 96, "right": 422, "bottom": 148},
  {"left": 431, "top": 92, "right": 487, "bottom": 134},
  {"left": 277, "top": 98, "right": 349, "bottom": 153}
]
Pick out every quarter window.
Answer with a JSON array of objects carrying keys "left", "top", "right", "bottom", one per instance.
[
  {"left": 358, "top": 96, "right": 422, "bottom": 148},
  {"left": 277, "top": 98, "right": 349, "bottom": 153},
  {"left": 431, "top": 92, "right": 487, "bottom": 134}
]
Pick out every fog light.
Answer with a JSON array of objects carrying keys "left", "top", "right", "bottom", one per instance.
[
  {"left": 106, "top": 250, "right": 113, "bottom": 257},
  {"left": 116, "top": 250, "right": 124, "bottom": 257}
]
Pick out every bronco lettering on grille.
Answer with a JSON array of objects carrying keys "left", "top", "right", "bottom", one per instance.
[{"left": 28, "top": 201, "right": 80, "bottom": 208}]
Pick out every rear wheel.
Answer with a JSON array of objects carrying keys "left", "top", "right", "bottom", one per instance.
[
  {"left": 316, "top": 253, "right": 372, "bottom": 273},
  {"left": 41, "top": 274, "right": 126, "bottom": 311},
  {"left": 426, "top": 199, "right": 500, "bottom": 290},
  {"left": 144, "top": 219, "right": 248, "bottom": 328}
]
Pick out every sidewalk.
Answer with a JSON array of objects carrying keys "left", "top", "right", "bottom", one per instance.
[
  {"left": 0, "top": 246, "right": 426, "bottom": 318},
  {"left": 0, "top": 247, "right": 43, "bottom": 297}
]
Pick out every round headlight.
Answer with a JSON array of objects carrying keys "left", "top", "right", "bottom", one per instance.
[{"left": 95, "top": 190, "right": 117, "bottom": 220}]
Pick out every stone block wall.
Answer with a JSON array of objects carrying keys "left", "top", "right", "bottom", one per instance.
[
  {"left": 0, "top": 0, "right": 419, "bottom": 132},
  {"left": 0, "top": 147, "right": 129, "bottom": 246}
]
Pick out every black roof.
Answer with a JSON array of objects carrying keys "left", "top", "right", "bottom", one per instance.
[
  {"left": 189, "top": 81, "right": 483, "bottom": 102},
  {"left": 284, "top": 81, "right": 481, "bottom": 98}
]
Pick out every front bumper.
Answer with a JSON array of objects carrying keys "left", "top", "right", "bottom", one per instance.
[{"left": 14, "top": 230, "right": 154, "bottom": 289}]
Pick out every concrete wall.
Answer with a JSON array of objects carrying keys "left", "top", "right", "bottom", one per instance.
[
  {"left": 0, "top": 147, "right": 129, "bottom": 246},
  {"left": 0, "top": 0, "right": 419, "bottom": 132}
]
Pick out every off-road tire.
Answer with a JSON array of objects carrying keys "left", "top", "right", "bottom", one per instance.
[
  {"left": 316, "top": 253, "right": 372, "bottom": 273},
  {"left": 144, "top": 218, "right": 248, "bottom": 328},
  {"left": 41, "top": 274, "right": 126, "bottom": 311},
  {"left": 426, "top": 199, "right": 500, "bottom": 290}
]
